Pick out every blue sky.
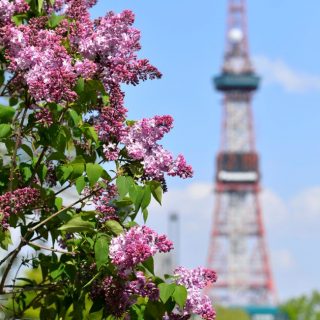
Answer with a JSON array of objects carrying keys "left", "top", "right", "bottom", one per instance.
[{"left": 90, "top": 1, "right": 320, "bottom": 301}]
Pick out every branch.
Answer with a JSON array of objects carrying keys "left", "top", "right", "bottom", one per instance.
[
  {"left": 9, "top": 106, "right": 28, "bottom": 192},
  {"left": 28, "top": 187, "right": 101, "bottom": 233},
  {"left": 28, "top": 240, "right": 77, "bottom": 255},
  {"left": 0, "top": 241, "right": 25, "bottom": 294}
]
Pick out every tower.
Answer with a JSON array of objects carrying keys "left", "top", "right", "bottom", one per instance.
[{"left": 206, "top": 0, "right": 276, "bottom": 306}]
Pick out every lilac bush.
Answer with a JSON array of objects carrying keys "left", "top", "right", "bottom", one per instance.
[{"left": 0, "top": 0, "right": 216, "bottom": 318}]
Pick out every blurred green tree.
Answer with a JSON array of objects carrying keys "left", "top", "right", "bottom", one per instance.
[
  {"left": 215, "top": 306, "right": 250, "bottom": 320},
  {"left": 280, "top": 291, "right": 320, "bottom": 320}
]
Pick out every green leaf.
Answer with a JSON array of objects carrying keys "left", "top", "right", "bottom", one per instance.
[
  {"left": 86, "top": 163, "right": 103, "bottom": 186},
  {"left": 0, "top": 105, "right": 15, "bottom": 123},
  {"left": 58, "top": 165, "right": 73, "bottom": 184},
  {"left": 9, "top": 97, "right": 18, "bottom": 106},
  {"left": 142, "top": 256, "right": 154, "bottom": 275},
  {"left": 75, "top": 176, "right": 86, "bottom": 194},
  {"left": 89, "top": 298, "right": 104, "bottom": 314},
  {"left": 95, "top": 234, "right": 109, "bottom": 269},
  {"left": 172, "top": 285, "right": 188, "bottom": 308},
  {"left": 158, "top": 283, "right": 176, "bottom": 304},
  {"left": 59, "top": 216, "right": 95, "bottom": 233},
  {"left": 75, "top": 77, "right": 85, "bottom": 94},
  {"left": 134, "top": 186, "right": 145, "bottom": 213},
  {"left": 48, "top": 13, "right": 65, "bottom": 28},
  {"left": 20, "top": 164, "right": 32, "bottom": 182},
  {"left": 0, "top": 229, "right": 12, "bottom": 250},
  {"left": 0, "top": 124, "right": 11, "bottom": 138},
  {"left": 71, "top": 163, "right": 84, "bottom": 179},
  {"left": 55, "top": 197, "right": 63, "bottom": 210},
  {"left": 68, "top": 109, "right": 81, "bottom": 126},
  {"left": 38, "top": 0, "right": 44, "bottom": 12},
  {"left": 149, "top": 181, "right": 163, "bottom": 205},
  {"left": 11, "top": 14, "right": 26, "bottom": 26},
  {"left": 21, "top": 144, "right": 33, "bottom": 158},
  {"left": 115, "top": 198, "right": 133, "bottom": 208},
  {"left": 142, "top": 208, "right": 148, "bottom": 223},
  {"left": 116, "top": 176, "right": 128, "bottom": 198},
  {"left": 81, "top": 124, "right": 99, "bottom": 144},
  {"left": 104, "top": 220, "right": 123, "bottom": 235},
  {"left": 144, "top": 301, "right": 166, "bottom": 319},
  {"left": 141, "top": 185, "right": 151, "bottom": 210}
]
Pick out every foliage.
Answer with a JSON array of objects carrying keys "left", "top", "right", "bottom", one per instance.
[
  {"left": 0, "top": 0, "right": 216, "bottom": 319},
  {"left": 215, "top": 306, "right": 250, "bottom": 320},
  {"left": 280, "top": 291, "right": 320, "bottom": 320}
]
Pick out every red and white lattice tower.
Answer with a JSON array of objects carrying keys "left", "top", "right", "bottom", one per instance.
[{"left": 205, "top": 0, "right": 276, "bottom": 306}]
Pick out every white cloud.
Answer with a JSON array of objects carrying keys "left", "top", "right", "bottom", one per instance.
[{"left": 253, "top": 55, "right": 320, "bottom": 93}]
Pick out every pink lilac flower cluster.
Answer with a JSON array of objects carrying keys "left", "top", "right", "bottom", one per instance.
[
  {"left": 77, "top": 10, "right": 161, "bottom": 108},
  {"left": 95, "top": 104, "right": 128, "bottom": 160},
  {"left": 121, "top": 115, "right": 193, "bottom": 179},
  {"left": 0, "top": 0, "right": 29, "bottom": 26},
  {"left": 92, "top": 183, "right": 118, "bottom": 222},
  {"left": 166, "top": 267, "right": 217, "bottom": 320},
  {"left": 3, "top": 26, "right": 77, "bottom": 102},
  {"left": 35, "top": 108, "right": 54, "bottom": 127},
  {"left": 109, "top": 225, "right": 173, "bottom": 275},
  {"left": 0, "top": 187, "right": 40, "bottom": 229},
  {"left": 90, "top": 271, "right": 158, "bottom": 317}
]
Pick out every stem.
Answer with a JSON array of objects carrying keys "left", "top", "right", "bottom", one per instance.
[
  {"left": 0, "top": 241, "right": 25, "bottom": 294},
  {"left": 0, "top": 250, "right": 16, "bottom": 267},
  {"left": 9, "top": 106, "right": 28, "bottom": 192},
  {"left": 28, "top": 187, "right": 101, "bottom": 233},
  {"left": 28, "top": 240, "right": 76, "bottom": 255},
  {"left": 0, "top": 74, "right": 17, "bottom": 96},
  {"left": 28, "top": 146, "right": 48, "bottom": 184}
]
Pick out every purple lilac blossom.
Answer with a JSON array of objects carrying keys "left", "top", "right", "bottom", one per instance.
[
  {"left": 109, "top": 225, "right": 173, "bottom": 275},
  {"left": 169, "top": 267, "right": 217, "bottom": 320},
  {"left": 90, "top": 272, "right": 159, "bottom": 317},
  {"left": 92, "top": 184, "right": 118, "bottom": 222},
  {"left": 122, "top": 115, "right": 193, "bottom": 179},
  {"left": 0, "top": 188, "right": 40, "bottom": 229}
]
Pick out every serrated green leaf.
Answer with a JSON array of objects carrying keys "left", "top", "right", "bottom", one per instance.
[
  {"left": 76, "top": 176, "right": 86, "bottom": 194},
  {"left": 104, "top": 220, "right": 123, "bottom": 235},
  {"left": 86, "top": 163, "right": 103, "bottom": 186},
  {"left": 0, "top": 105, "right": 15, "bottom": 123},
  {"left": 59, "top": 216, "right": 95, "bottom": 233},
  {"left": 0, "top": 124, "right": 11, "bottom": 138},
  {"left": 158, "top": 283, "right": 176, "bottom": 304},
  {"left": 95, "top": 234, "right": 109, "bottom": 269},
  {"left": 172, "top": 285, "right": 188, "bottom": 308}
]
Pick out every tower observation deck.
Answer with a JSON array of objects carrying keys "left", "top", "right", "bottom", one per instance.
[{"left": 205, "top": 0, "right": 276, "bottom": 306}]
